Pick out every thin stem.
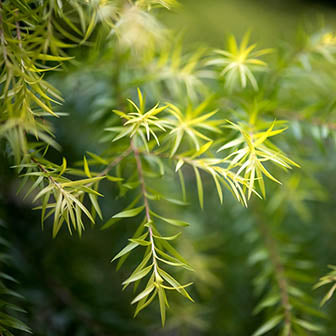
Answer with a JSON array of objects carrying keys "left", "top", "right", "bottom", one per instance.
[
  {"left": 32, "top": 146, "right": 131, "bottom": 191},
  {"left": 111, "top": 36, "right": 160, "bottom": 278},
  {"left": 97, "top": 146, "right": 132, "bottom": 178},
  {"left": 15, "top": 20, "right": 22, "bottom": 48},
  {"left": 31, "top": 157, "right": 60, "bottom": 188},
  {"left": 15, "top": 16, "right": 26, "bottom": 71},
  {"left": 131, "top": 140, "right": 160, "bottom": 280}
]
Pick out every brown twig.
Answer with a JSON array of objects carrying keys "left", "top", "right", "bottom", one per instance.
[
  {"left": 97, "top": 146, "right": 132, "bottom": 178},
  {"left": 31, "top": 157, "right": 60, "bottom": 188},
  {"left": 130, "top": 140, "right": 160, "bottom": 279}
]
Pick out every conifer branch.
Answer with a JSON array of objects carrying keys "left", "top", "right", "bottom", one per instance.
[
  {"left": 259, "top": 221, "right": 292, "bottom": 335},
  {"left": 131, "top": 140, "right": 160, "bottom": 280},
  {"left": 1, "top": 0, "right": 335, "bottom": 331}
]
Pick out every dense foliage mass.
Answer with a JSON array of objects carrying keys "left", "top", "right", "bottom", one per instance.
[{"left": 1, "top": 0, "right": 336, "bottom": 335}]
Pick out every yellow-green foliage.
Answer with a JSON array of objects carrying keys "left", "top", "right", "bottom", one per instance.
[{"left": 1, "top": 0, "right": 336, "bottom": 333}]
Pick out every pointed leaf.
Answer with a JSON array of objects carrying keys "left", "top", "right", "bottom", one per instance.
[
  {"left": 113, "top": 206, "right": 145, "bottom": 218},
  {"left": 112, "top": 242, "right": 139, "bottom": 262},
  {"left": 252, "top": 314, "right": 283, "bottom": 336},
  {"left": 123, "top": 265, "right": 153, "bottom": 286}
]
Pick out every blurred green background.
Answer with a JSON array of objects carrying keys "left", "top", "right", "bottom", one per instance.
[
  {"left": 1, "top": 1, "right": 336, "bottom": 335},
  {"left": 164, "top": 0, "right": 336, "bottom": 46}
]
